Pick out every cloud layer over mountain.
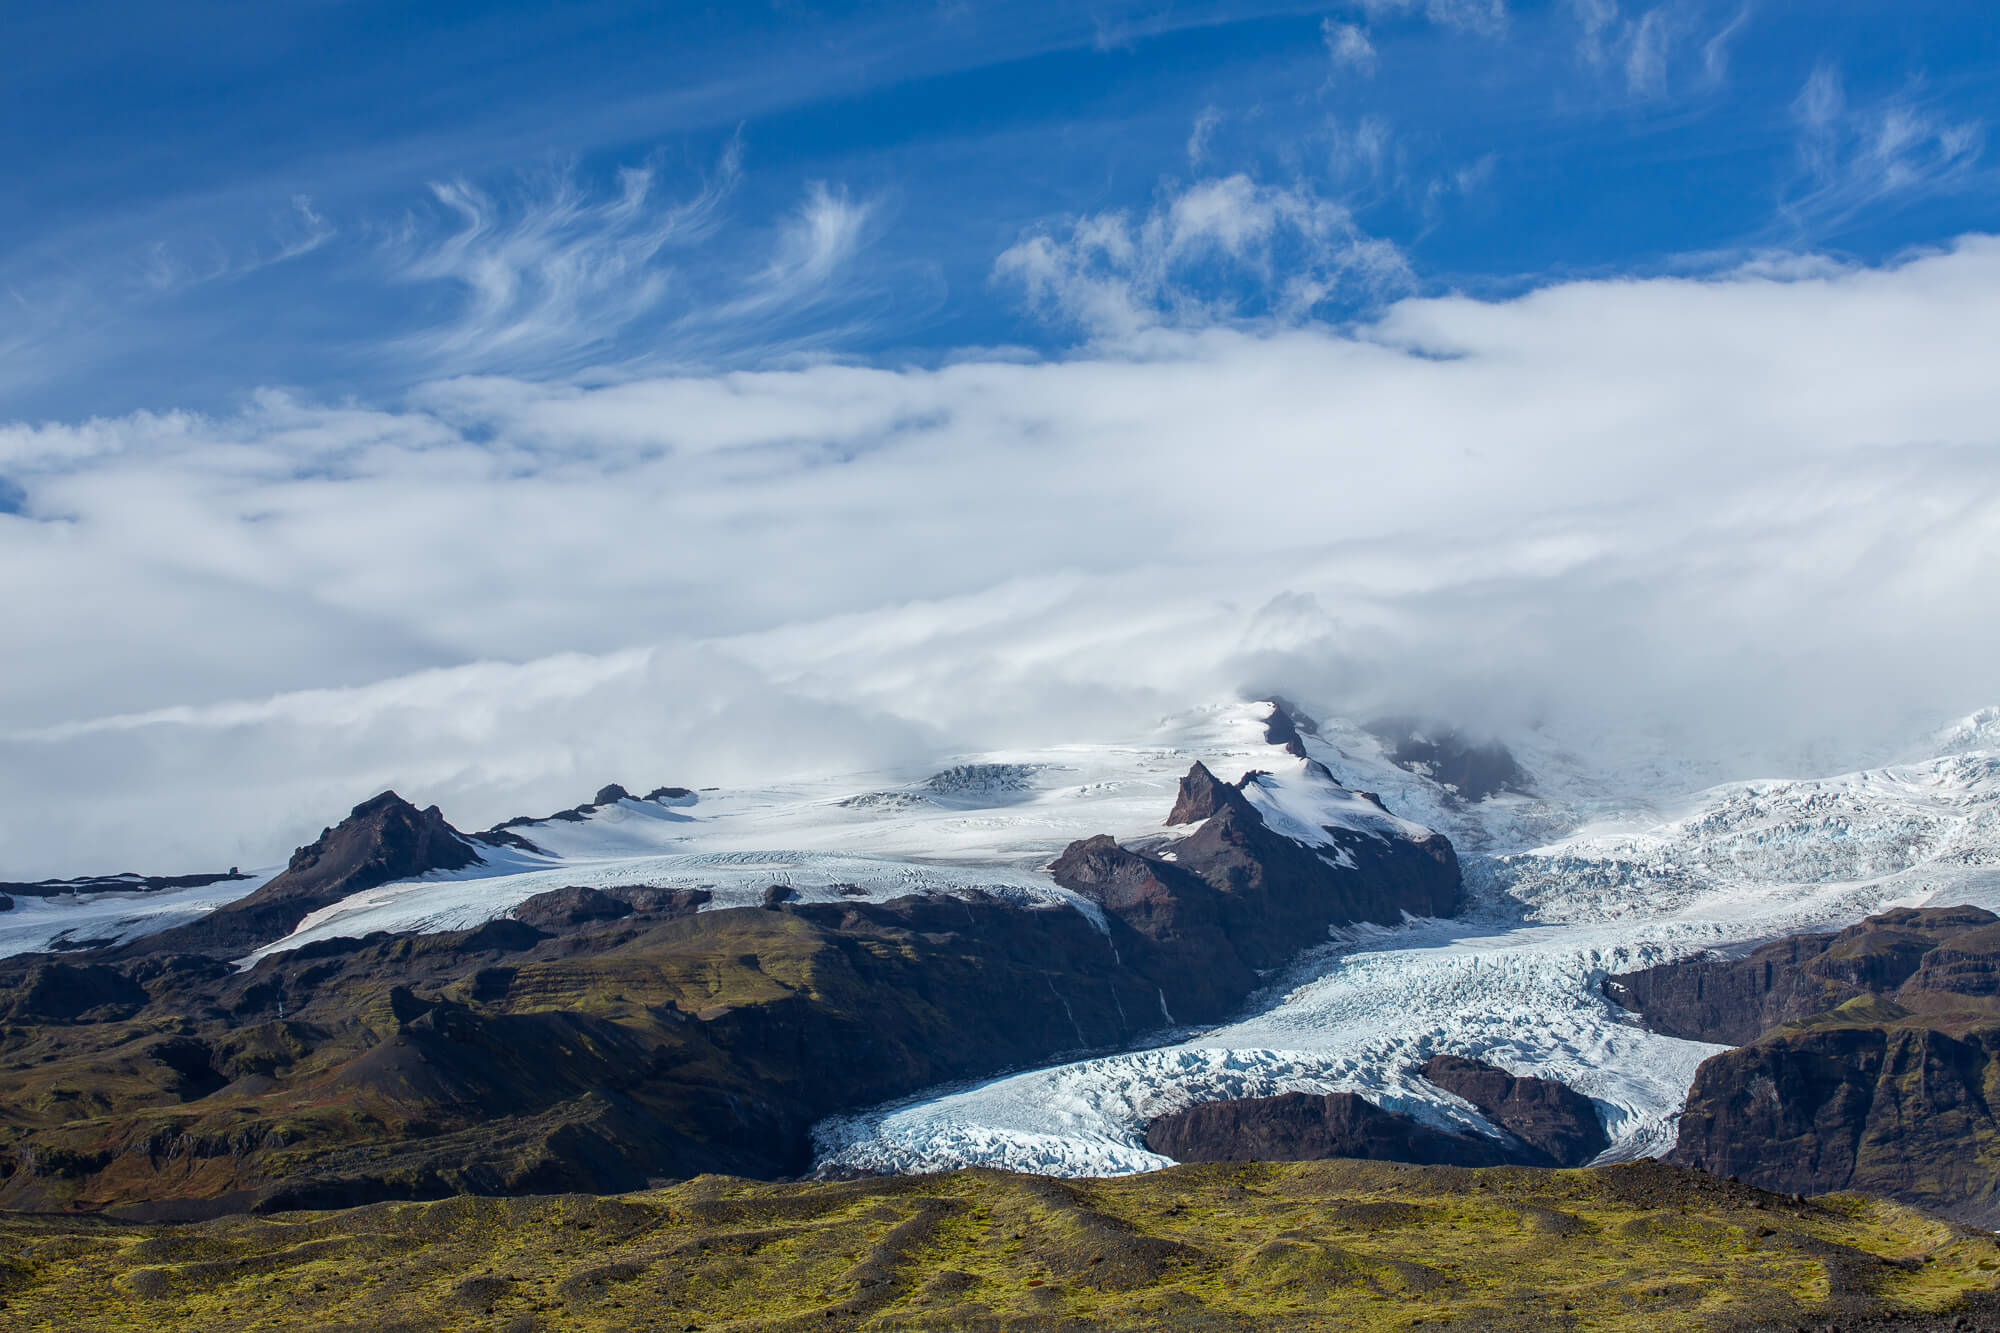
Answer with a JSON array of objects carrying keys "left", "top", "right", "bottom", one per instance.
[{"left": 5, "top": 235, "right": 1998, "bottom": 875}]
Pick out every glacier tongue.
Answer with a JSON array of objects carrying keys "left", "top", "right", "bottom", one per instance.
[{"left": 814, "top": 731, "right": 2000, "bottom": 1179}]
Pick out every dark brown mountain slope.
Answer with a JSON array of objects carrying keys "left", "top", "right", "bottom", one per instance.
[
  {"left": 115, "top": 792, "right": 481, "bottom": 958},
  {"left": 0, "top": 763, "right": 1462, "bottom": 1217},
  {"left": 1608, "top": 906, "right": 2000, "bottom": 1226}
]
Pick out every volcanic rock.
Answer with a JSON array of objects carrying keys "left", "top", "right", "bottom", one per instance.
[
  {"left": 0, "top": 870, "right": 252, "bottom": 900},
  {"left": 1624, "top": 905, "right": 2000, "bottom": 1226},
  {"left": 1054, "top": 762, "right": 1461, "bottom": 1023},
  {"left": 124, "top": 792, "right": 480, "bottom": 957},
  {"left": 1144, "top": 1091, "right": 1515, "bottom": 1167},
  {"left": 511, "top": 886, "right": 635, "bottom": 930},
  {"left": 1418, "top": 1053, "right": 1607, "bottom": 1167},
  {"left": 1366, "top": 718, "right": 1530, "bottom": 803},
  {"left": 1606, "top": 905, "right": 2000, "bottom": 1046}
]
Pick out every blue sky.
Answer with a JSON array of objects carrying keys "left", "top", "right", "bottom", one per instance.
[
  {"left": 4, "top": 1, "right": 1994, "bottom": 419},
  {"left": 4, "top": 2, "right": 2000, "bottom": 873}
]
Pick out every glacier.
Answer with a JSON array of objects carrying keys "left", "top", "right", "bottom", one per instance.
[{"left": 9, "top": 698, "right": 1999, "bottom": 1181}]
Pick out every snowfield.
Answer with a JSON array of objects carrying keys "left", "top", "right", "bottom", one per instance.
[
  {"left": 0, "top": 872, "right": 279, "bottom": 957},
  {"left": 10, "top": 699, "right": 2000, "bottom": 1180}
]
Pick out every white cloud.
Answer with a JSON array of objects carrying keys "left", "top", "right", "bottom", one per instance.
[
  {"left": 389, "top": 155, "right": 735, "bottom": 373},
  {"left": 1784, "top": 66, "right": 1986, "bottom": 229},
  {"left": 1187, "top": 106, "right": 1221, "bottom": 167},
  {"left": 1569, "top": 0, "right": 1707, "bottom": 97},
  {"left": 1794, "top": 63, "right": 1845, "bottom": 135},
  {"left": 5, "top": 239, "right": 2000, "bottom": 874},
  {"left": 994, "top": 174, "right": 1413, "bottom": 336},
  {"left": 1357, "top": 0, "right": 1507, "bottom": 35},
  {"left": 1623, "top": 8, "right": 1673, "bottom": 95},
  {"left": 1700, "top": 5, "right": 1751, "bottom": 83},
  {"left": 1322, "top": 20, "right": 1379, "bottom": 75}
]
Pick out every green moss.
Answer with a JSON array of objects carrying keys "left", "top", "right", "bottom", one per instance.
[{"left": 0, "top": 1160, "right": 1991, "bottom": 1331}]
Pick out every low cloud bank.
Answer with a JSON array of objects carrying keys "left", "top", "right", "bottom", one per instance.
[{"left": 4, "top": 239, "right": 1999, "bottom": 874}]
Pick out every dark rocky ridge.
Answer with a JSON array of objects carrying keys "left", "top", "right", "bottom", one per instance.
[
  {"left": 0, "top": 888, "right": 1179, "bottom": 1216},
  {"left": 480, "top": 783, "right": 695, "bottom": 848},
  {"left": 1605, "top": 905, "right": 2000, "bottom": 1045},
  {"left": 1366, "top": 717, "right": 1531, "bottom": 803},
  {"left": 1142, "top": 1054, "right": 1604, "bottom": 1170},
  {"left": 1145, "top": 1091, "right": 1517, "bottom": 1167},
  {"left": 0, "top": 870, "right": 253, "bottom": 901},
  {"left": 1052, "top": 761, "right": 1462, "bottom": 1024},
  {"left": 1610, "top": 906, "right": 2000, "bottom": 1226},
  {"left": 115, "top": 792, "right": 482, "bottom": 959},
  {"left": 1420, "top": 1053, "right": 1609, "bottom": 1167},
  {"left": 0, "top": 760, "right": 1464, "bottom": 1216}
]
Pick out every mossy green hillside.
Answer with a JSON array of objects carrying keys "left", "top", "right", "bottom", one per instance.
[{"left": 2, "top": 1159, "right": 1996, "bottom": 1331}]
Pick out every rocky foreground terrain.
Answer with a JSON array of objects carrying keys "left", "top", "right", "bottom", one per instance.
[{"left": 3, "top": 1159, "right": 1997, "bottom": 1332}]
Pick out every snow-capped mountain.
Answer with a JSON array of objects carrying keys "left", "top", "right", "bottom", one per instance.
[{"left": 5, "top": 699, "right": 1998, "bottom": 1192}]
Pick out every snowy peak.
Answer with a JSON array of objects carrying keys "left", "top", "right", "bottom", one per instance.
[
  {"left": 1049, "top": 757, "right": 1463, "bottom": 1022},
  {"left": 1165, "top": 761, "right": 1250, "bottom": 826}
]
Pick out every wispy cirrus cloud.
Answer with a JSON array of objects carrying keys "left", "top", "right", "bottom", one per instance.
[
  {"left": 1356, "top": 0, "right": 1508, "bottom": 36},
  {"left": 994, "top": 174, "right": 1412, "bottom": 336},
  {"left": 388, "top": 149, "right": 738, "bottom": 374},
  {"left": 1781, "top": 64, "right": 1987, "bottom": 231},
  {"left": 138, "top": 196, "right": 337, "bottom": 295},
  {"left": 1322, "top": 20, "right": 1379, "bottom": 75}
]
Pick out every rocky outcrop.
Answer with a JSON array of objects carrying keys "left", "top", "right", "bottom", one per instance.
[
  {"left": 480, "top": 782, "right": 692, "bottom": 848},
  {"left": 1418, "top": 1054, "right": 1607, "bottom": 1167},
  {"left": 1619, "top": 905, "right": 2000, "bottom": 1226},
  {"left": 510, "top": 885, "right": 633, "bottom": 929},
  {"left": 1164, "top": 760, "right": 1244, "bottom": 825},
  {"left": 1261, "top": 698, "right": 1317, "bottom": 759},
  {"left": 1606, "top": 906, "right": 2000, "bottom": 1045},
  {"left": 121, "top": 792, "right": 481, "bottom": 958},
  {"left": 1675, "top": 1017, "right": 2000, "bottom": 1227},
  {"left": 1366, "top": 719, "right": 1530, "bottom": 803},
  {"left": 506, "top": 884, "right": 714, "bottom": 931},
  {"left": 1144, "top": 1091, "right": 1515, "bottom": 1167},
  {"left": 1143, "top": 1057, "right": 1606, "bottom": 1172},
  {"left": 1055, "top": 762, "right": 1461, "bottom": 1024},
  {"left": 0, "top": 870, "right": 251, "bottom": 900}
]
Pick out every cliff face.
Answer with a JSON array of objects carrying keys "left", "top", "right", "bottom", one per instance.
[
  {"left": 1605, "top": 906, "right": 1999, "bottom": 1046},
  {"left": 1608, "top": 906, "right": 2000, "bottom": 1226},
  {"left": 1052, "top": 762, "right": 1462, "bottom": 1024},
  {"left": 1142, "top": 1055, "right": 1607, "bottom": 1171},
  {"left": 0, "top": 890, "right": 1173, "bottom": 1217},
  {"left": 1419, "top": 1054, "right": 1608, "bottom": 1168},
  {"left": 1143, "top": 1091, "right": 1516, "bottom": 1168},
  {"left": 1673, "top": 1017, "right": 2000, "bottom": 1224}
]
